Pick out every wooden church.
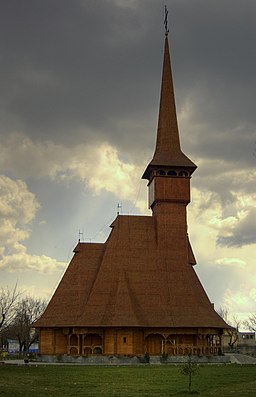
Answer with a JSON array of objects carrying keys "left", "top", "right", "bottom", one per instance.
[{"left": 35, "top": 25, "right": 228, "bottom": 358}]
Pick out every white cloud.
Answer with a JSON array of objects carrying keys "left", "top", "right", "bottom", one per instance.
[
  {"left": 188, "top": 185, "right": 256, "bottom": 321},
  {"left": 18, "top": 283, "right": 54, "bottom": 302},
  {"left": 222, "top": 287, "right": 256, "bottom": 316},
  {"left": 0, "top": 252, "right": 65, "bottom": 274},
  {"left": 0, "top": 175, "right": 66, "bottom": 274},
  {"left": 0, "top": 175, "right": 38, "bottom": 254},
  {"left": 0, "top": 134, "right": 71, "bottom": 179},
  {"left": 0, "top": 133, "right": 148, "bottom": 213},
  {"left": 215, "top": 257, "right": 246, "bottom": 268},
  {"left": 249, "top": 288, "right": 256, "bottom": 302},
  {"left": 0, "top": 175, "right": 38, "bottom": 223},
  {"left": 68, "top": 142, "right": 148, "bottom": 213},
  {"left": 1, "top": 133, "right": 255, "bottom": 320}
]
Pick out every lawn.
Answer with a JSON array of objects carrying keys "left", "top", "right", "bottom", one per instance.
[{"left": 0, "top": 363, "right": 255, "bottom": 397}]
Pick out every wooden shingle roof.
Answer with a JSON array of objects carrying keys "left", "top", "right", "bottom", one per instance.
[
  {"left": 36, "top": 215, "right": 227, "bottom": 329},
  {"left": 142, "top": 35, "right": 196, "bottom": 180}
]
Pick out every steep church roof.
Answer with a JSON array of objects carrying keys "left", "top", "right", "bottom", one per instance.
[
  {"left": 36, "top": 215, "right": 226, "bottom": 328},
  {"left": 142, "top": 35, "right": 196, "bottom": 180}
]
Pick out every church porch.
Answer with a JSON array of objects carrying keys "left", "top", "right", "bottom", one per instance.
[{"left": 39, "top": 327, "right": 223, "bottom": 357}]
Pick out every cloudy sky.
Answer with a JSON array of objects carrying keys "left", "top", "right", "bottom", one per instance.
[{"left": 1, "top": 0, "right": 255, "bottom": 327}]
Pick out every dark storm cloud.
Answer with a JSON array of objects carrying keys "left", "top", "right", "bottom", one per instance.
[
  {"left": 0, "top": 0, "right": 162, "bottom": 146},
  {"left": 172, "top": 0, "right": 256, "bottom": 168},
  {"left": 173, "top": 0, "right": 256, "bottom": 121},
  {"left": 192, "top": 153, "right": 256, "bottom": 206},
  {"left": 1, "top": 0, "right": 256, "bottom": 161}
]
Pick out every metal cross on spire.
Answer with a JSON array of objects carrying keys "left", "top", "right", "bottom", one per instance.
[
  {"left": 164, "top": 5, "right": 169, "bottom": 36},
  {"left": 78, "top": 229, "right": 84, "bottom": 242},
  {"left": 117, "top": 203, "right": 122, "bottom": 215}
]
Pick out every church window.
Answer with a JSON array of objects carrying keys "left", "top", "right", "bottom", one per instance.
[{"left": 178, "top": 171, "right": 188, "bottom": 177}]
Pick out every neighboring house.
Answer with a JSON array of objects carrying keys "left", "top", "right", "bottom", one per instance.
[
  {"left": 28, "top": 341, "right": 39, "bottom": 353},
  {"left": 222, "top": 331, "right": 256, "bottom": 355},
  {"left": 7, "top": 339, "right": 19, "bottom": 353},
  {"left": 238, "top": 332, "right": 255, "bottom": 346},
  {"left": 7, "top": 339, "right": 39, "bottom": 354},
  {"left": 238, "top": 332, "right": 256, "bottom": 355}
]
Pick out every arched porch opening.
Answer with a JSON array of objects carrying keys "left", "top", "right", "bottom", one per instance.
[
  {"left": 68, "top": 334, "right": 79, "bottom": 355},
  {"left": 82, "top": 333, "right": 103, "bottom": 355},
  {"left": 69, "top": 346, "right": 78, "bottom": 355},
  {"left": 68, "top": 332, "right": 103, "bottom": 355}
]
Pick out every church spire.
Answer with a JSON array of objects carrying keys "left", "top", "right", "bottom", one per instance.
[{"left": 142, "top": 24, "right": 196, "bottom": 181}]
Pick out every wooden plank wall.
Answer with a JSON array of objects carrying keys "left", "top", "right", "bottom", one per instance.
[
  {"left": 104, "top": 329, "right": 115, "bottom": 354},
  {"left": 116, "top": 330, "right": 133, "bottom": 355},
  {"left": 104, "top": 328, "right": 144, "bottom": 355},
  {"left": 133, "top": 329, "right": 144, "bottom": 355},
  {"left": 40, "top": 329, "right": 54, "bottom": 354},
  {"left": 55, "top": 329, "right": 68, "bottom": 354},
  {"left": 39, "top": 327, "right": 221, "bottom": 356}
]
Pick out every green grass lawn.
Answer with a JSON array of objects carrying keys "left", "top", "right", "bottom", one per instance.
[{"left": 0, "top": 364, "right": 255, "bottom": 397}]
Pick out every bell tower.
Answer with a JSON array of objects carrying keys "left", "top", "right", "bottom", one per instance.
[{"left": 142, "top": 29, "right": 196, "bottom": 214}]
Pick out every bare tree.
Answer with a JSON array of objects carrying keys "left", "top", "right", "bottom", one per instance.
[
  {"left": 7, "top": 297, "right": 47, "bottom": 354},
  {"left": 218, "top": 307, "right": 229, "bottom": 323},
  {"left": 243, "top": 313, "right": 256, "bottom": 332},
  {"left": 218, "top": 307, "right": 240, "bottom": 350},
  {"left": 0, "top": 284, "right": 20, "bottom": 333}
]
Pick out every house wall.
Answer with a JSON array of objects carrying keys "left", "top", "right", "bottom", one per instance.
[
  {"left": 6, "top": 340, "right": 39, "bottom": 354},
  {"left": 238, "top": 332, "right": 255, "bottom": 347}
]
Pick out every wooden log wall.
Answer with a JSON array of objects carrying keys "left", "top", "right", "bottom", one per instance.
[{"left": 39, "top": 327, "right": 222, "bottom": 356}]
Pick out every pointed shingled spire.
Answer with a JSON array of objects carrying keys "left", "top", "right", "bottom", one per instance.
[{"left": 142, "top": 33, "right": 197, "bottom": 180}]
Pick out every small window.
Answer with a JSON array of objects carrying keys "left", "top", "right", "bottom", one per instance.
[
  {"left": 167, "top": 170, "right": 177, "bottom": 176},
  {"left": 178, "top": 171, "right": 188, "bottom": 177},
  {"left": 123, "top": 337, "right": 127, "bottom": 344},
  {"left": 157, "top": 170, "right": 166, "bottom": 176}
]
